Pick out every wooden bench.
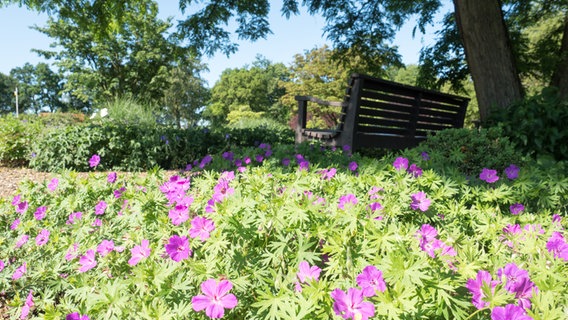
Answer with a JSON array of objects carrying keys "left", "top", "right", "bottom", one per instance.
[{"left": 295, "top": 73, "right": 470, "bottom": 151}]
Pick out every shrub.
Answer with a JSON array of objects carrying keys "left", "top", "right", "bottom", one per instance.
[
  {"left": 418, "top": 127, "right": 524, "bottom": 177},
  {"left": 0, "top": 115, "right": 44, "bottom": 167},
  {"left": 488, "top": 87, "right": 568, "bottom": 161}
]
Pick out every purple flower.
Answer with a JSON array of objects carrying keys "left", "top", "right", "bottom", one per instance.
[
  {"left": 12, "top": 194, "right": 21, "bottom": 205},
  {"left": 35, "top": 229, "right": 50, "bottom": 246},
  {"left": 255, "top": 154, "right": 264, "bottom": 163},
  {"left": 297, "top": 261, "right": 321, "bottom": 283},
  {"left": 338, "top": 194, "right": 358, "bottom": 210},
  {"left": 165, "top": 235, "right": 191, "bottom": 262},
  {"left": 34, "top": 206, "right": 47, "bottom": 220},
  {"left": 497, "top": 263, "right": 529, "bottom": 293},
  {"left": 298, "top": 160, "right": 310, "bottom": 171},
  {"left": 189, "top": 216, "right": 216, "bottom": 241},
  {"left": 0, "top": 260, "right": 4, "bottom": 272},
  {"left": 16, "top": 201, "right": 28, "bottom": 214},
  {"left": 97, "top": 240, "right": 115, "bottom": 257},
  {"left": 282, "top": 158, "right": 290, "bottom": 166},
  {"left": 107, "top": 172, "right": 117, "bottom": 183},
  {"left": 491, "top": 304, "right": 533, "bottom": 320},
  {"left": 465, "top": 270, "right": 499, "bottom": 309},
  {"left": 510, "top": 203, "right": 525, "bottom": 215},
  {"left": 66, "top": 312, "right": 90, "bottom": 320},
  {"left": 480, "top": 168, "right": 499, "bottom": 183},
  {"left": 168, "top": 204, "right": 190, "bottom": 226},
  {"left": 368, "top": 202, "right": 383, "bottom": 212},
  {"left": 504, "top": 164, "right": 520, "bottom": 180},
  {"left": 348, "top": 161, "right": 358, "bottom": 172},
  {"left": 47, "top": 178, "right": 59, "bottom": 192},
  {"left": 410, "top": 191, "right": 431, "bottom": 212},
  {"left": 356, "top": 265, "right": 386, "bottom": 297},
  {"left": 65, "top": 243, "right": 79, "bottom": 261},
  {"left": 421, "top": 151, "right": 430, "bottom": 161},
  {"left": 192, "top": 279, "right": 238, "bottom": 318},
  {"left": 94, "top": 201, "right": 107, "bottom": 215},
  {"left": 20, "top": 290, "right": 33, "bottom": 319},
  {"left": 319, "top": 168, "right": 337, "bottom": 180},
  {"left": 88, "top": 154, "right": 100, "bottom": 168},
  {"left": 393, "top": 157, "right": 409, "bottom": 171},
  {"left": 331, "top": 288, "right": 375, "bottom": 320},
  {"left": 552, "top": 214, "right": 562, "bottom": 224},
  {"left": 78, "top": 249, "right": 97, "bottom": 272},
  {"left": 128, "top": 239, "right": 151, "bottom": 266},
  {"left": 12, "top": 262, "right": 27, "bottom": 280},
  {"left": 407, "top": 163, "right": 423, "bottom": 177}
]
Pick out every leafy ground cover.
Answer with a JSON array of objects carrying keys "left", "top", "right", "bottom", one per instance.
[{"left": 0, "top": 143, "right": 567, "bottom": 319}]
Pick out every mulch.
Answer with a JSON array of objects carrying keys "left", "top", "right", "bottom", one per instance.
[{"left": 0, "top": 166, "right": 56, "bottom": 200}]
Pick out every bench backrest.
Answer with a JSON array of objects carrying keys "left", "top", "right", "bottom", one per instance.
[{"left": 338, "top": 74, "right": 470, "bottom": 150}]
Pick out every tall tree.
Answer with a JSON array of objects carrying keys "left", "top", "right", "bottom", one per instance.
[
  {"left": 9, "top": 63, "right": 64, "bottom": 113},
  {"left": 0, "top": 72, "right": 17, "bottom": 114},
  {"left": 29, "top": 0, "right": 201, "bottom": 106},
  {"left": 205, "top": 56, "right": 289, "bottom": 127}
]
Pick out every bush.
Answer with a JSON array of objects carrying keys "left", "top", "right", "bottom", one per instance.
[
  {"left": 488, "top": 87, "right": 568, "bottom": 161},
  {"left": 418, "top": 127, "right": 524, "bottom": 177},
  {"left": 0, "top": 115, "right": 44, "bottom": 167}
]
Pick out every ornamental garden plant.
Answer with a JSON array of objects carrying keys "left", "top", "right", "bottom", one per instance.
[{"left": 0, "top": 142, "right": 567, "bottom": 319}]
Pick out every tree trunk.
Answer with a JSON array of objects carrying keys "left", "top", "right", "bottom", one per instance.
[
  {"left": 551, "top": 13, "right": 568, "bottom": 101},
  {"left": 453, "top": 0, "right": 525, "bottom": 122}
]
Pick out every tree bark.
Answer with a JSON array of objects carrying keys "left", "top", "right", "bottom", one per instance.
[
  {"left": 551, "top": 13, "right": 568, "bottom": 101},
  {"left": 453, "top": 0, "right": 525, "bottom": 122}
]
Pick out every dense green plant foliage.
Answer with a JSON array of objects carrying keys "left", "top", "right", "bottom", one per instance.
[
  {"left": 418, "top": 127, "right": 524, "bottom": 177},
  {"left": 488, "top": 87, "right": 568, "bottom": 161},
  {"left": 1, "top": 144, "right": 567, "bottom": 319},
  {"left": 28, "top": 119, "right": 294, "bottom": 172}
]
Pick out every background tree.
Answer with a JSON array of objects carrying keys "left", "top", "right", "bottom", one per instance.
[
  {"left": 9, "top": 63, "right": 64, "bottom": 113},
  {"left": 0, "top": 72, "right": 17, "bottom": 114},
  {"left": 161, "top": 58, "right": 210, "bottom": 128},
  {"left": 281, "top": 45, "right": 387, "bottom": 129},
  {"left": 205, "top": 56, "right": 289, "bottom": 127},
  {"left": 30, "top": 0, "right": 203, "bottom": 109}
]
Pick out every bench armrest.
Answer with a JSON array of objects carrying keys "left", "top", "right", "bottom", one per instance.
[{"left": 295, "top": 96, "right": 346, "bottom": 130}]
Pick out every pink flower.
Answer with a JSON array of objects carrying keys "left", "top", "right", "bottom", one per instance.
[
  {"left": 67, "top": 212, "right": 83, "bottom": 225},
  {"left": 331, "top": 288, "right": 375, "bottom": 320},
  {"left": 338, "top": 194, "right": 358, "bottom": 210},
  {"left": 165, "top": 235, "right": 192, "bottom": 262},
  {"left": 20, "top": 290, "right": 34, "bottom": 319},
  {"left": 0, "top": 260, "right": 4, "bottom": 272},
  {"left": 510, "top": 203, "right": 525, "bottom": 215},
  {"left": 497, "top": 263, "right": 529, "bottom": 293},
  {"left": 16, "top": 201, "right": 28, "bottom": 214},
  {"left": 15, "top": 235, "right": 29, "bottom": 248},
  {"left": 410, "top": 192, "right": 431, "bottom": 211},
  {"left": 348, "top": 161, "right": 358, "bottom": 172},
  {"left": 356, "top": 265, "right": 386, "bottom": 297},
  {"left": 35, "top": 229, "right": 50, "bottom": 246},
  {"left": 189, "top": 216, "right": 216, "bottom": 241},
  {"left": 319, "top": 168, "right": 337, "bottom": 180},
  {"left": 65, "top": 243, "right": 79, "bottom": 261},
  {"left": 12, "top": 262, "right": 27, "bottom": 280},
  {"left": 89, "top": 154, "right": 100, "bottom": 168},
  {"left": 34, "top": 206, "right": 47, "bottom": 220},
  {"left": 192, "top": 279, "right": 238, "bottom": 318},
  {"left": 465, "top": 270, "right": 499, "bottom": 309},
  {"left": 107, "top": 172, "right": 117, "bottom": 183},
  {"left": 94, "top": 201, "right": 107, "bottom": 215},
  {"left": 66, "top": 312, "right": 90, "bottom": 320},
  {"left": 97, "top": 240, "right": 115, "bottom": 257},
  {"left": 47, "top": 178, "right": 59, "bottom": 192},
  {"left": 480, "top": 168, "right": 499, "bottom": 183},
  {"left": 128, "top": 239, "right": 151, "bottom": 266},
  {"left": 78, "top": 249, "right": 97, "bottom": 272},
  {"left": 407, "top": 163, "right": 423, "bottom": 177},
  {"left": 546, "top": 232, "right": 568, "bottom": 261},
  {"left": 297, "top": 261, "right": 321, "bottom": 283},
  {"left": 11, "top": 218, "right": 20, "bottom": 230},
  {"left": 168, "top": 204, "right": 189, "bottom": 226},
  {"left": 393, "top": 157, "right": 409, "bottom": 171},
  {"left": 491, "top": 303, "right": 532, "bottom": 320}
]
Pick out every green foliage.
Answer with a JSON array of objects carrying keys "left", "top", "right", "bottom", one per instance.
[
  {"left": 418, "top": 127, "right": 524, "bottom": 177},
  {"left": 0, "top": 115, "right": 44, "bottom": 166},
  {"left": 205, "top": 56, "right": 290, "bottom": 127},
  {"left": 1, "top": 145, "right": 567, "bottom": 319},
  {"left": 9, "top": 63, "right": 66, "bottom": 113},
  {"left": 99, "top": 97, "right": 159, "bottom": 128},
  {"left": 488, "top": 87, "right": 568, "bottom": 161}
]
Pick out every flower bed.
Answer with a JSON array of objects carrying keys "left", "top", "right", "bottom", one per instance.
[{"left": 0, "top": 144, "right": 567, "bottom": 319}]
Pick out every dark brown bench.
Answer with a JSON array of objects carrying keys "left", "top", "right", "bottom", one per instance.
[{"left": 295, "top": 73, "right": 470, "bottom": 151}]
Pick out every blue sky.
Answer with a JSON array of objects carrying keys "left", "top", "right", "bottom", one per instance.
[{"left": 0, "top": 2, "right": 440, "bottom": 87}]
